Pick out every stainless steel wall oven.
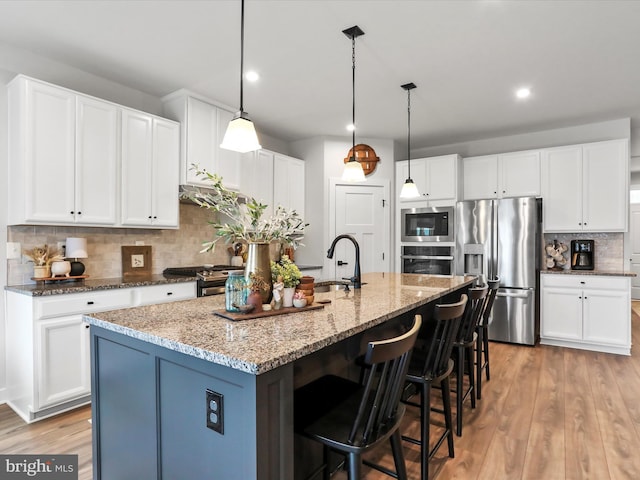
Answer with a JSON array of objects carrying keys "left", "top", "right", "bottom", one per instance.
[{"left": 401, "top": 245, "right": 455, "bottom": 275}]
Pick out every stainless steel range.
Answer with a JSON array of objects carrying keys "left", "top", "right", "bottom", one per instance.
[{"left": 163, "top": 265, "right": 236, "bottom": 297}]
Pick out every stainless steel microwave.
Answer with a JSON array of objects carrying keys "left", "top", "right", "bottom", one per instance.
[{"left": 400, "top": 206, "right": 454, "bottom": 242}]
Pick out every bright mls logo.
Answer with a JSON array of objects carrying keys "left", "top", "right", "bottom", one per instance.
[{"left": 0, "top": 455, "right": 77, "bottom": 479}]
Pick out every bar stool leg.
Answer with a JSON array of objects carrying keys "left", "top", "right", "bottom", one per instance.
[
  {"left": 467, "top": 344, "right": 476, "bottom": 409},
  {"left": 421, "top": 382, "right": 431, "bottom": 480},
  {"left": 441, "top": 375, "right": 455, "bottom": 458},
  {"left": 390, "top": 430, "right": 408, "bottom": 480},
  {"left": 476, "top": 327, "right": 483, "bottom": 400}
]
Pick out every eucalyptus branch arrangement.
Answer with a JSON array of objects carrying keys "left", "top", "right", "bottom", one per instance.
[{"left": 182, "top": 166, "right": 308, "bottom": 253}]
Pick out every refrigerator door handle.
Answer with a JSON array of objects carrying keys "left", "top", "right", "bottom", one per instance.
[{"left": 496, "top": 291, "right": 532, "bottom": 299}]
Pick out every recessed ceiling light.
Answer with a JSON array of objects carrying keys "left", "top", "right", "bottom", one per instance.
[
  {"left": 516, "top": 87, "right": 531, "bottom": 99},
  {"left": 346, "top": 124, "right": 355, "bottom": 132},
  {"left": 245, "top": 71, "right": 259, "bottom": 82}
]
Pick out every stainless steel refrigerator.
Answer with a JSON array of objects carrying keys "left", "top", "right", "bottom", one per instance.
[{"left": 455, "top": 197, "right": 541, "bottom": 345}]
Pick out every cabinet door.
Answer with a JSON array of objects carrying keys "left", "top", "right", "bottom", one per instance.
[
  {"left": 36, "top": 315, "right": 90, "bottom": 409},
  {"left": 463, "top": 155, "right": 498, "bottom": 200},
  {"left": 397, "top": 159, "right": 428, "bottom": 203},
  {"left": 241, "top": 150, "right": 275, "bottom": 217},
  {"left": 582, "top": 288, "right": 630, "bottom": 347},
  {"left": 541, "top": 287, "right": 582, "bottom": 340},
  {"left": 152, "top": 118, "right": 180, "bottom": 227},
  {"left": 582, "top": 140, "right": 628, "bottom": 232},
  {"left": 121, "top": 109, "right": 154, "bottom": 225},
  {"left": 499, "top": 150, "right": 540, "bottom": 198},
  {"left": 215, "top": 108, "right": 242, "bottom": 191},
  {"left": 75, "top": 95, "right": 118, "bottom": 225},
  {"left": 273, "top": 154, "right": 305, "bottom": 216},
  {"left": 185, "top": 96, "right": 217, "bottom": 186},
  {"left": 541, "top": 146, "right": 582, "bottom": 232},
  {"left": 425, "top": 155, "right": 457, "bottom": 202},
  {"left": 25, "top": 80, "right": 76, "bottom": 223}
]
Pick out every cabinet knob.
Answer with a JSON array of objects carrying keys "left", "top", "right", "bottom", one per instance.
[
  {"left": 77, "top": 211, "right": 81, "bottom": 215},
  {"left": 153, "top": 216, "right": 157, "bottom": 219},
  {"left": 148, "top": 216, "right": 152, "bottom": 219},
  {"left": 167, "top": 292, "right": 173, "bottom": 296},
  {"left": 85, "top": 325, "right": 90, "bottom": 329},
  {"left": 578, "top": 222, "right": 582, "bottom": 226},
  {"left": 70, "top": 211, "right": 74, "bottom": 214},
  {"left": 580, "top": 281, "right": 585, "bottom": 284},
  {"left": 87, "top": 301, "right": 94, "bottom": 305},
  {"left": 584, "top": 296, "right": 588, "bottom": 299}
]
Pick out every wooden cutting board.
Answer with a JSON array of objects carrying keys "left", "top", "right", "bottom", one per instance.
[{"left": 213, "top": 303, "right": 324, "bottom": 321}]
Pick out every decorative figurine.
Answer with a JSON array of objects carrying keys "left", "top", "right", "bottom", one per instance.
[{"left": 272, "top": 275, "right": 284, "bottom": 310}]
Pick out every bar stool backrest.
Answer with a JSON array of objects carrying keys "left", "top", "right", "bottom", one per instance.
[
  {"left": 351, "top": 315, "right": 422, "bottom": 444},
  {"left": 482, "top": 278, "right": 500, "bottom": 326},
  {"left": 457, "top": 286, "right": 489, "bottom": 343},
  {"left": 418, "top": 294, "right": 468, "bottom": 380}
]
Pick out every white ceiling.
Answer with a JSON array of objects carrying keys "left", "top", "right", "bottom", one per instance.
[{"left": 2, "top": 0, "right": 640, "bottom": 149}]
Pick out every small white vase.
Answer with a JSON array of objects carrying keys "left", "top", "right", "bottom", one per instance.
[
  {"left": 283, "top": 287, "right": 295, "bottom": 308},
  {"left": 51, "top": 260, "right": 71, "bottom": 277}
]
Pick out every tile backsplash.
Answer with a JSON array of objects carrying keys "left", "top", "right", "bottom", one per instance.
[
  {"left": 542, "top": 232, "right": 625, "bottom": 271},
  {"left": 7, "top": 203, "right": 239, "bottom": 285}
]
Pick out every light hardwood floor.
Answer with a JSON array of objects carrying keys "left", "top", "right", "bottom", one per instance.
[{"left": 2, "top": 304, "right": 640, "bottom": 480}]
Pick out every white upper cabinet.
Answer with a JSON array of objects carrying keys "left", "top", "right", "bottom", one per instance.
[
  {"left": 541, "top": 139, "right": 628, "bottom": 232},
  {"left": 463, "top": 150, "right": 540, "bottom": 200},
  {"left": 8, "top": 75, "right": 118, "bottom": 226},
  {"left": 121, "top": 109, "right": 180, "bottom": 228},
  {"left": 241, "top": 150, "right": 305, "bottom": 218},
  {"left": 396, "top": 154, "right": 460, "bottom": 205},
  {"left": 162, "top": 92, "right": 241, "bottom": 191},
  {"left": 273, "top": 153, "right": 305, "bottom": 217}
]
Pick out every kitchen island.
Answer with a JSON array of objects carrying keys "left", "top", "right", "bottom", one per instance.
[{"left": 85, "top": 272, "right": 475, "bottom": 480}]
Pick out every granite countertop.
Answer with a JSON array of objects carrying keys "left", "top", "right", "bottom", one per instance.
[
  {"left": 84, "top": 272, "right": 476, "bottom": 375},
  {"left": 540, "top": 269, "right": 636, "bottom": 277},
  {"left": 5, "top": 274, "right": 196, "bottom": 296}
]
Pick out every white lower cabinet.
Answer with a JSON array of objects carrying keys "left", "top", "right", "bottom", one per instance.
[
  {"left": 540, "top": 274, "right": 630, "bottom": 355},
  {"left": 6, "top": 282, "right": 196, "bottom": 423}
]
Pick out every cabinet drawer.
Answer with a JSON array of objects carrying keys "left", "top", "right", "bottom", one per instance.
[
  {"left": 541, "top": 274, "right": 629, "bottom": 291},
  {"left": 36, "top": 289, "right": 134, "bottom": 319},
  {"left": 135, "top": 282, "right": 196, "bottom": 306}
]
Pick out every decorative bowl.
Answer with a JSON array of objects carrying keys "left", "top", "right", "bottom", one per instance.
[{"left": 293, "top": 298, "right": 307, "bottom": 308}]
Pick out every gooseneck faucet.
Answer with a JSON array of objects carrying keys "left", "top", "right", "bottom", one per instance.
[{"left": 327, "top": 234, "right": 361, "bottom": 288}]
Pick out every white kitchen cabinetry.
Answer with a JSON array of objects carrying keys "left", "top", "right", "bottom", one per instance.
[
  {"left": 540, "top": 274, "right": 630, "bottom": 355},
  {"left": 162, "top": 92, "right": 241, "bottom": 190},
  {"left": 8, "top": 75, "right": 118, "bottom": 226},
  {"left": 241, "top": 150, "right": 305, "bottom": 217},
  {"left": 462, "top": 150, "right": 540, "bottom": 200},
  {"left": 396, "top": 154, "right": 460, "bottom": 206},
  {"left": 541, "top": 139, "right": 628, "bottom": 232},
  {"left": 134, "top": 282, "right": 197, "bottom": 306},
  {"left": 274, "top": 153, "right": 305, "bottom": 217},
  {"left": 5, "top": 282, "right": 196, "bottom": 423},
  {"left": 121, "top": 109, "right": 180, "bottom": 228}
]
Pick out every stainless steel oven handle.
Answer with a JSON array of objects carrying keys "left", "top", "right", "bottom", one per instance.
[
  {"left": 401, "top": 255, "right": 454, "bottom": 260},
  {"left": 496, "top": 291, "right": 531, "bottom": 299}
]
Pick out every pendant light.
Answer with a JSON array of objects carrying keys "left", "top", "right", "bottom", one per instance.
[
  {"left": 341, "top": 25, "right": 366, "bottom": 182},
  {"left": 399, "top": 82, "right": 420, "bottom": 199},
  {"left": 220, "top": 0, "right": 262, "bottom": 153}
]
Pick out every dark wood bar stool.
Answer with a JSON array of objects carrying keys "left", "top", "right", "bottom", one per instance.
[
  {"left": 402, "top": 294, "right": 467, "bottom": 480},
  {"left": 451, "top": 285, "right": 488, "bottom": 436},
  {"left": 293, "top": 315, "right": 422, "bottom": 480},
  {"left": 475, "top": 278, "right": 499, "bottom": 400}
]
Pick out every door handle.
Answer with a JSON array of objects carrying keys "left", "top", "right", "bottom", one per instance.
[{"left": 337, "top": 260, "right": 348, "bottom": 266}]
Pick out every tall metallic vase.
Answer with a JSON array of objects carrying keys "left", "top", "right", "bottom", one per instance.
[{"left": 244, "top": 242, "right": 273, "bottom": 304}]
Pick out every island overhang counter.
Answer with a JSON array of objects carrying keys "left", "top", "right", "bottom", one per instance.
[{"left": 85, "top": 272, "right": 475, "bottom": 480}]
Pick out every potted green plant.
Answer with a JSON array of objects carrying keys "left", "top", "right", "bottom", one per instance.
[
  {"left": 182, "top": 166, "right": 308, "bottom": 303},
  {"left": 271, "top": 255, "right": 302, "bottom": 307}
]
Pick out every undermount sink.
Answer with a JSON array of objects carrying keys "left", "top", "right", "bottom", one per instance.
[{"left": 313, "top": 281, "right": 366, "bottom": 293}]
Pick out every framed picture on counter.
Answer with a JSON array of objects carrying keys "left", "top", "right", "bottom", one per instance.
[{"left": 121, "top": 245, "right": 152, "bottom": 277}]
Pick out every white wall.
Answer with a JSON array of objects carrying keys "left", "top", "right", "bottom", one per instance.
[
  {"left": 412, "top": 118, "right": 631, "bottom": 159},
  {"left": 290, "top": 136, "right": 395, "bottom": 273}
]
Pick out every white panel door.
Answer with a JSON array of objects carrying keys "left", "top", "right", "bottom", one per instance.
[
  {"left": 541, "top": 146, "right": 582, "bottom": 232},
  {"left": 121, "top": 109, "right": 153, "bottom": 225},
  {"left": 152, "top": 118, "right": 180, "bottom": 227},
  {"left": 426, "top": 155, "right": 457, "bottom": 202},
  {"left": 75, "top": 95, "right": 118, "bottom": 225},
  {"left": 630, "top": 203, "right": 640, "bottom": 299},
  {"left": 25, "top": 79, "right": 76, "bottom": 223},
  {"left": 582, "top": 288, "right": 630, "bottom": 347},
  {"left": 334, "top": 184, "right": 387, "bottom": 281},
  {"left": 215, "top": 108, "right": 242, "bottom": 191},
  {"left": 499, "top": 150, "right": 541, "bottom": 198},
  {"left": 185, "top": 96, "right": 216, "bottom": 186}
]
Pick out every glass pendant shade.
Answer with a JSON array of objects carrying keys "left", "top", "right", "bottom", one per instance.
[
  {"left": 220, "top": 113, "right": 262, "bottom": 153},
  {"left": 342, "top": 159, "right": 366, "bottom": 182},
  {"left": 400, "top": 178, "right": 420, "bottom": 199}
]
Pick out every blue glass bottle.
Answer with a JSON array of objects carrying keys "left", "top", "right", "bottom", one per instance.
[{"left": 225, "top": 270, "right": 248, "bottom": 312}]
